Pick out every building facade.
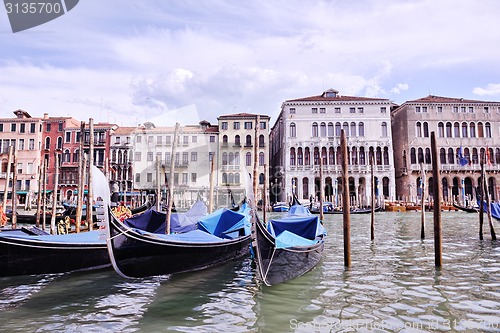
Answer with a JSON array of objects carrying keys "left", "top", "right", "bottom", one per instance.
[
  {"left": 217, "top": 113, "right": 270, "bottom": 206},
  {"left": 270, "top": 89, "right": 396, "bottom": 207},
  {"left": 392, "top": 95, "right": 500, "bottom": 204},
  {"left": 130, "top": 121, "right": 219, "bottom": 209}
]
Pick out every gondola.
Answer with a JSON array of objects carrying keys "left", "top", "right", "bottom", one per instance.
[
  {"left": 272, "top": 202, "right": 290, "bottom": 212},
  {"left": 251, "top": 196, "right": 326, "bottom": 286},
  {"left": 105, "top": 201, "right": 252, "bottom": 278},
  {"left": 310, "top": 204, "right": 382, "bottom": 215},
  {"left": 452, "top": 202, "right": 479, "bottom": 213}
]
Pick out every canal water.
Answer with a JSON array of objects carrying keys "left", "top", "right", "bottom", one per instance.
[{"left": 1, "top": 212, "right": 499, "bottom": 332}]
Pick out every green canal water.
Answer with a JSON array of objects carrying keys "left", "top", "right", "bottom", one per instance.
[{"left": 1, "top": 212, "right": 499, "bottom": 332}]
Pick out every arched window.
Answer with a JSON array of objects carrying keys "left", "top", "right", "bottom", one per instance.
[
  {"left": 381, "top": 122, "right": 388, "bottom": 137},
  {"left": 45, "top": 137, "right": 50, "bottom": 150},
  {"left": 259, "top": 173, "right": 265, "bottom": 185},
  {"left": 416, "top": 122, "right": 422, "bottom": 137},
  {"left": 496, "top": 148, "right": 500, "bottom": 164},
  {"left": 223, "top": 135, "right": 228, "bottom": 145},
  {"left": 297, "top": 148, "right": 303, "bottom": 165},
  {"left": 235, "top": 135, "right": 240, "bottom": 146},
  {"left": 440, "top": 148, "right": 446, "bottom": 164},
  {"left": 470, "top": 123, "right": 476, "bottom": 137},
  {"left": 259, "top": 134, "right": 265, "bottom": 147},
  {"left": 477, "top": 122, "right": 484, "bottom": 137},
  {"left": 313, "top": 147, "right": 319, "bottom": 165},
  {"left": 350, "top": 122, "right": 356, "bottom": 137},
  {"left": 418, "top": 148, "right": 424, "bottom": 164},
  {"left": 290, "top": 123, "right": 296, "bottom": 137},
  {"left": 329, "top": 147, "right": 335, "bottom": 165},
  {"left": 438, "top": 122, "right": 444, "bottom": 137},
  {"left": 358, "top": 122, "right": 365, "bottom": 137},
  {"left": 302, "top": 178, "right": 309, "bottom": 200},
  {"left": 461, "top": 122, "right": 468, "bottom": 138},
  {"left": 63, "top": 149, "right": 70, "bottom": 163},
  {"left": 446, "top": 122, "right": 452, "bottom": 137},
  {"left": 118, "top": 150, "right": 123, "bottom": 164},
  {"left": 290, "top": 148, "right": 296, "bottom": 165},
  {"left": 472, "top": 148, "right": 479, "bottom": 164},
  {"left": 245, "top": 135, "right": 252, "bottom": 147},
  {"left": 423, "top": 122, "right": 429, "bottom": 137},
  {"left": 235, "top": 152, "right": 240, "bottom": 166},
  {"left": 359, "top": 147, "right": 366, "bottom": 165},
  {"left": 312, "top": 123, "right": 319, "bottom": 137},
  {"left": 259, "top": 152, "right": 264, "bottom": 166},
  {"left": 111, "top": 150, "right": 117, "bottom": 163},
  {"left": 343, "top": 122, "right": 349, "bottom": 136},
  {"left": 485, "top": 122, "right": 491, "bottom": 138},
  {"left": 383, "top": 147, "right": 389, "bottom": 165},
  {"left": 222, "top": 173, "right": 228, "bottom": 184},
  {"left": 447, "top": 148, "right": 455, "bottom": 164},
  {"left": 410, "top": 148, "right": 416, "bottom": 164},
  {"left": 73, "top": 149, "right": 79, "bottom": 163},
  {"left": 454, "top": 122, "right": 460, "bottom": 137},
  {"left": 235, "top": 173, "right": 240, "bottom": 184},
  {"left": 376, "top": 147, "right": 382, "bottom": 165},
  {"left": 327, "top": 122, "right": 334, "bottom": 136},
  {"left": 57, "top": 137, "right": 63, "bottom": 149},
  {"left": 245, "top": 152, "right": 252, "bottom": 166},
  {"left": 351, "top": 147, "right": 358, "bottom": 165},
  {"left": 304, "top": 147, "right": 310, "bottom": 165},
  {"left": 320, "top": 122, "right": 326, "bottom": 136},
  {"left": 222, "top": 152, "right": 228, "bottom": 165},
  {"left": 228, "top": 173, "right": 234, "bottom": 184},
  {"left": 425, "top": 148, "right": 431, "bottom": 164},
  {"left": 335, "top": 122, "right": 342, "bottom": 136},
  {"left": 228, "top": 152, "right": 234, "bottom": 165}
]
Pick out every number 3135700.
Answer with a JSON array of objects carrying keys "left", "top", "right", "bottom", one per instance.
[{"left": 5, "top": 2, "right": 62, "bottom": 14}]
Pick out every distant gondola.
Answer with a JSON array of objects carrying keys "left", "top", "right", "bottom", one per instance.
[{"left": 452, "top": 202, "right": 479, "bottom": 213}]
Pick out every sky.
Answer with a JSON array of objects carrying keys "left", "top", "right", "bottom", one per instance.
[{"left": 1, "top": 0, "right": 500, "bottom": 128}]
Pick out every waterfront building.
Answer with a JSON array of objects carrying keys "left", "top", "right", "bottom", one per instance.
[
  {"left": 392, "top": 95, "right": 500, "bottom": 204},
  {"left": 270, "top": 89, "right": 396, "bottom": 207},
  {"left": 109, "top": 126, "right": 135, "bottom": 204},
  {"left": 130, "top": 121, "right": 219, "bottom": 209},
  {"left": 217, "top": 113, "right": 270, "bottom": 207},
  {"left": 0, "top": 110, "right": 43, "bottom": 206}
]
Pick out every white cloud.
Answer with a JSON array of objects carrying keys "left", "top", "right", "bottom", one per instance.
[
  {"left": 472, "top": 84, "right": 500, "bottom": 96},
  {"left": 391, "top": 83, "right": 409, "bottom": 95}
]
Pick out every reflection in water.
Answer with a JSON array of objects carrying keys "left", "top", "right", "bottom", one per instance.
[{"left": 0, "top": 212, "right": 499, "bottom": 332}]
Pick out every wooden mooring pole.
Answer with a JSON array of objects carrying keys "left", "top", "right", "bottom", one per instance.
[
  {"left": 479, "top": 160, "right": 484, "bottom": 240},
  {"left": 50, "top": 152, "right": 59, "bottom": 234},
  {"left": 341, "top": 130, "right": 351, "bottom": 267},
  {"left": 319, "top": 152, "right": 324, "bottom": 222},
  {"left": 482, "top": 154, "right": 497, "bottom": 240},
  {"left": 87, "top": 118, "right": 94, "bottom": 231},
  {"left": 165, "top": 123, "right": 180, "bottom": 234},
  {"left": 431, "top": 132, "right": 442, "bottom": 268},
  {"left": 420, "top": 163, "right": 426, "bottom": 239},
  {"left": 209, "top": 157, "right": 214, "bottom": 213},
  {"left": 370, "top": 155, "right": 375, "bottom": 241}
]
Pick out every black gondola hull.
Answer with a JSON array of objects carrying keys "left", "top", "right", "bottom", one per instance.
[
  {"left": 0, "top": 231, "right": 110, "bottom": 277},
  {"left": 252, "top": 215, "right": 324, "bottom": 286},
  {"left": 107, "top": 213, "right": 251, "bottom": 278}
]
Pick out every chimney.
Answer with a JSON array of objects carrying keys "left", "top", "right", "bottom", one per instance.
[{"left": 43, "top": 113, "right": 49, "bottom": 119}]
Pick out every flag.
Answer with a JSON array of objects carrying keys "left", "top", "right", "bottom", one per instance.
[
  {"left": 457, "top": 146, "right": 469, "bottom": 166},
  {"left": 485, "top": 147, "right": 492, "bottom": 166}
]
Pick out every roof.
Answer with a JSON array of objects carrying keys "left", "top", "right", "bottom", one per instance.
[
  {"left": 112, "top": 127, "right": 135, "bottom": 135},
  {"left": 405, "top": 95, "right": 500, "bottom": 104},
  {"left": 286, "top": 94, "right": 389, "bottom": 103},
  {"left": 218, "top": 112, "right": 270, "bottom": 120}
]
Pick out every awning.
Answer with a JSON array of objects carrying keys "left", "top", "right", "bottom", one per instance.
[
  {"left": 16, "top": 191, "right": 28, "bottom": 195},
  {"left": 73, "top": 190, "right": 88, "bottom": 194}
]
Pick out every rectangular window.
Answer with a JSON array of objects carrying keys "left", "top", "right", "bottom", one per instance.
[
  {"left": 422, "top": 106, "right": 427, "bottom": 113},
  {"left": 380, "top": 107, "right": 387, "bottom": 113},
  {"left": 453, "top": 106, "right": 458, "bottom": 113},
  {"left": 357, "top": 107, "right": 364, "bottom": 113},
  {"left": 136, "top": 136, "right": 142, "bottom": 143},
  {"left": 469, "top": 107, "right": 474, "bottom": 113},
  {"left": 20, "top": 123, "right": 25, "bottom": 133},
  {"left": 209, "top": 152, "right": 214, "bottom": 161},
  {"left": 165, "top": 135, "right": 171, "bottom": 144},
  {"left": 58, "top": 123, "right": 63, "bottom": 131},
  {"left": 191, "top": 173, "right": 197, "bottom": 183},
  {"left": 17, "top": 163, "right": 22, "bottom": 174},
  {"left": 29, "top": 139, "right": 35, "bottom": 150},
  {"left": 182, "top": 152, "right": 189, "bottom": 164},
  {"left": 234, "top": 122, "right": 240, "bottom": 130},
  {"left": 46, "top": 123, "right": 51, "bottom": 132},
  {"left": 484, "top": 106, "right": 489, "bottom": 113},
  {"left": 146, "top": 173, "right": 152, "bottom": 182},
  {"left": 335, "top": 107, "right": 341, "bottom": 113},
  {"left": 350, "top": 107, "right": 355, "bottom": 113},
  {"left": 182, "top": 173, "right": 188, "bottom": 185},
  {"left": 165, "top": 152, "right": 171, "bottom": 164},
  {"left": 27, "top": 162, "right": 33, "bottom": 174},
  {"left": 157, "top": 136, "right": 162, "bottom": 144},
  {"left": 312, "top": 108, "right": 318, "bottom": 114},
  {"left": 192, "top": 136, "right": 197, "bottom": 143},
  {"left": 221, "top": 122, "right": 228, "bottom": 130},
  {"left": 415, "top": 106, "right": 421, "bottom": 113},
  {"left": 11, "top": 123, "right": 16, "bottom": 132},
  {"left": 437, "top": 106, "right": 443, "bottom": 113},
  {"left": 174, "top": 173, "right": 179, "bottom": 185},
  {"left": 18, "top": 139, "right": 24, "bottom": 150},
  {"left": 65, "top": 132, "right": 71, "bottom": 142},
  {"left": 191, "top": 152, "right": 197, "bottom": 161},
  {"left": 244, "top": 122, "right": 252, "bottom": 130},
  {"left": 147, "top": 152, "right": 153, "bottom": 161},
  {"left": 320, "top": 108, "right": 326, "bottom": 113},
  {"left": 210, "top": 136, "right": 215, "bottom": 142},
  {"left": 147, "top": 136, "right": 153, "bottom": 143},
  {"left": 183, "top": 136, "right": 188, "bottom": 144},
  {"left": 259, "top": 121, "right": 266, "bottom": 129},
  {"left": 0, "top": 124, "right": 3, "bottom": 132},
  {"left": 30, "top": 123, "right": 36, "bottom": 133},
  {"left": 134, "top": 152, "right": 141, "bottom": 161},
  {"left": 135, "top": 173, "right": 140, "bottom": 182},
  {"left": 156, "top": 152, "right": 162, "bottom": 162},
  {"left": 289, "top": 108, "right": 296, "bottom": 114}
]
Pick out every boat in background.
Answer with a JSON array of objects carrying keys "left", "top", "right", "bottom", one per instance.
[
  {"left": 272, "top": 202, "right": 289, "bottom": 212},
  {"left": 453, "top": 202, "right": 479, "bottom": 213},
  {"left": 251, "top": 196, "right": 326, "bottom": 286},
  {"left": 106, "top": 201, "right": 253, "bottom": 278}
]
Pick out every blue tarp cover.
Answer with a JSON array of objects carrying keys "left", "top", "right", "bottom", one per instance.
[
  {"left": 0, "top": 230, "right": 104, "bottom": 244},
  {"left": 267, "top": 216, "right": 324, "bottom": 240},
  {"left": 284, "top": 204, "right": 312, "bottom": 217},
  {"left": 124, "top": 200, "right": 208, "bottom": 234},
  {"left": 132, "top": 228, "right": 230, "bottom": 243},
  {"left": 481, "top": 201, "right": 500, "bottom": 221},
  {"left": 275, "top": 230, "right": 319, "bottom": 249},
  {"left": 198, "top": 207, "right": 250, "bottom": 239}
]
